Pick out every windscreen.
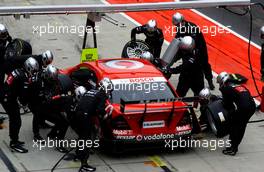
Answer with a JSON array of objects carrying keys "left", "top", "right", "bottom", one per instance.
[{"left": 110, "top": 77, "right": 176, "bottom": 103}]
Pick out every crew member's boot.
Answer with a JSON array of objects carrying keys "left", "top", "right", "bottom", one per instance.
[{"left": 10, "top": 141, "right": 28, "bottom": 153}]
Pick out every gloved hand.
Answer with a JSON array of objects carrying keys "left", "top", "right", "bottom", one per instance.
[
  {"left": 160, "top": 67, "right": 172, "bottom": 79},
  {"left": 103, "top": 104, "right": 114, "bottom": 120},
  {"left": 208, "top": 80, "right": 215, "bottom": 90}
]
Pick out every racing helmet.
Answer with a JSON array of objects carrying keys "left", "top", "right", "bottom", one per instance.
[
  {"left": 75, "top": 86, "right": 87, "bottom": 101},
  {"left": 42, "top": 50, "right": 54, "bottom": 67},
  {"left": 99, "top": 77, "right": 113, "bottom": 95},
  {"left": 180, "top": 36, "right": 195, "bottom": 51},
  {"left": 199, "top": 88, "right": 211, "bottom": 100},
  {"left": 24, "top": 57, "right": 39, "bottom": 75},
  {"left": 0, "top": 24, "right": 9, "bottom": 41},
  {"left": 141, "top": 51, "right": 154, "bottom": 62},
  {"left": 261, "top": 26, "right": 264, "bottom": 39},
  {"left": 146, "top": 19, "right": 157, "bottom": 33},
  {"left": 217, "top": 72, "right": 230, "bottom": 85},
  {"left": 172, "top": 12, "right": 184, "bottom": 26},
  {"left": 43, "top": 65, "right": 58, "bottom": 80}
]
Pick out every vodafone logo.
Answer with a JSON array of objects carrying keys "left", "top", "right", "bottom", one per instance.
[
  {"left": 105, "top": 60, "right": 144, "bottom": 70},
  {"left": 136, "top": 135, "right": 143, "bottom": 142}
]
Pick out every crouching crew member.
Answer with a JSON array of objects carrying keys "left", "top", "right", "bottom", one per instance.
[
  {"left": 66, "top": 78, "right": 114, "bottom": 172},
  {"left": 32, "top": 65, "right": 69, "bottom": 153},
  {"left": 217, "top": 72, "right": 256, "bottom": 156}
]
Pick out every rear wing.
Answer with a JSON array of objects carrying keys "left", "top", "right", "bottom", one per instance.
[
  {"left": 120, "top": 97, "right": 200, "bottom": 129},
  {"left": 120, "top": 96, "right": 200, "bottom": 114}
]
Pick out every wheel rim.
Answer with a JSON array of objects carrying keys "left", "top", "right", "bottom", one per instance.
[{"left": 126, "top": 41, "right": 150, "bottom": 58}]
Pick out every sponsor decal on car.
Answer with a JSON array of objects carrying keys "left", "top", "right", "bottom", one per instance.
[
  {"left": 177, "top": 130, "right": 192, "bottom": 136},
  {"left": 114, "top": 132, "right": 191, "bottom": 141},
  {"left": 113, "top": 130, "right": 133, "bottom": 135},
  {"left": 176, "top": 125, "right": 192, "bottom": 132},
  {"left": 143, "top": 120, "right": 165, "bottom": 129},
  {"left": 111, "top": 77, "right": 166, "bottom": 85},
  {"left": 115, "top": 136, "right": 136, "bottom": 140},
  {"left": 105, "top": 59, "right": 144, "bottom": 69}
]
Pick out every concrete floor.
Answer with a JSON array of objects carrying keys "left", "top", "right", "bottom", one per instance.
[{"left": 1, "top": 0, "right": 264, "bottom": 172}]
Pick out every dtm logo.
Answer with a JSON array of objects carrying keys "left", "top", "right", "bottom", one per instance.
[{"left": 105, "top": 60, "right": 144, "bottom": 69}]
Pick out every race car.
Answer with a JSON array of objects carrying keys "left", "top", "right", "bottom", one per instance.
[{"left": 62, "top": 58, "right": 199, "bottom": 151}]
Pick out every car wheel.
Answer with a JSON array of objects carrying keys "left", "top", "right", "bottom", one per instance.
[
  {"left": 206, "top": 108, "right": 218, "bottom": 134},
  {"left": 21, "top": 40, "right": 32, "bottom": 55},
  {"left": 206, "top": 100, "right": 231, "bottom": 138},
  {"left": 121, "top": 39, "right": 151, "bottom": 58}
]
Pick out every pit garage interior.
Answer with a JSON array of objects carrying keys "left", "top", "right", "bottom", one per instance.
[{"left": 1, "top": 0, "right": 264, "bottom": 172}]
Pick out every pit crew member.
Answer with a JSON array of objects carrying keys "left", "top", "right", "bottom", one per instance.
[
  {"left": 66, "top": 78, "right": 113, "bottom": 172},
  {"left": 131, "top": 19, "right": 164, "bottom": 58},
  {"left": 1, "top": 57, "right": 39, "bottom": 153},
  {"left": 217, "top": 72, "right": 256, "bottom": 156},
  {"left": 172, "top": 13, "right": 214, "bottom": 90},
  {"left": 32, "top": 65, "right": 70, "bottom": 153}
]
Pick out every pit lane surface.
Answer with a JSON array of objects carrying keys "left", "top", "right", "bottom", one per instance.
[{"left": 0, "top": 0, "right": 264, "bottom": 172}]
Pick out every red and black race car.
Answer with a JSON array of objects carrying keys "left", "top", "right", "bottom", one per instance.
[{"left": 62, "top": 58, "right": 199, "bottom": 151}]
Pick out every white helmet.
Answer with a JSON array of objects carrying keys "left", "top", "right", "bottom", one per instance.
[
  {"left": 43, "top": 65, "right": 58, "bottom": 80},
  {"left": 75, "top": 86, "right": 87, "bottom": 101},
  {"left": 260, "top": 26, "right": 264, "bottom": 39},
  {"left": 141, "top": 51, "right": 154, "bottom": 62},
  {"left": 99, "top": 77, "right": 113, "bottom": 95},
  {"left": 146, "top": 19, "right": 157, "bottom": 33},
  {"left": 180, "top": 36, "right": 195, "bottom": 51},
  {"left": 172, "top": 12, "right": 184, "bottom": 26},
  {"left": 42, "top": 50, "right": 54, "bottom": 67},
  {"left": 24, "top": 57, "right": 39, "bottom": 75},
  {"left": 0, "top": 24, "right": 8, "bottom": 41},
  {"left": 199, "top": 88, "right": 211, "bottom": 100},
  {"left": 217, "top": 72, "right": 230, "bottom": 85}
]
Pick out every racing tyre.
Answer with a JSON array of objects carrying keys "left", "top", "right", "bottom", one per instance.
[
  {"left": 5, "top": 39, "right": 32, "bottom": 57},
  {"left": 20, "top": 40, "right": 32, "bottom": 55},
  {"left": 206, "top": 100, "right": 231, "bottom": 138},
  {"left": 121, "top": 39, "right": 151, "bottom": 58}
]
